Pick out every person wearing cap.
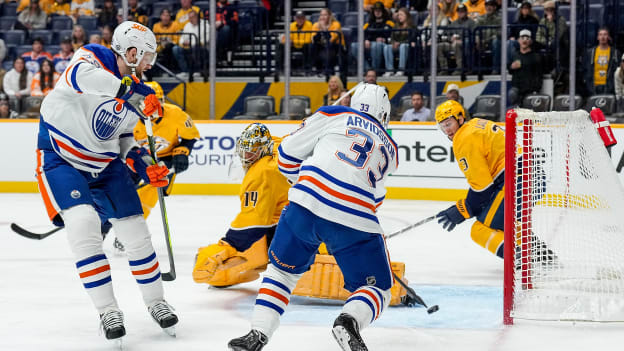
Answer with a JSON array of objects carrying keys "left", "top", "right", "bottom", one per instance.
[
  {"left": 535, "top": 0, "right": 568, "bottom": 54},
  {"left": 278, "top": 10, "right": 313, "bottom": 74},
  {"left": 437, "top": 3, "right": 475, "bottom": 75},
  {"left": 584, "top": 27, "right": 620, "bottom": 96},
  {"left": 475, "top": 0, "right": 501, "bottom": 74},
  {"left": 507, "top": 1, "right": 539, "bottom": 60},
  {"left": 464, "top": 0, "right": 485, "bottom": 20},
  {"left": 53, "top": 36, "right": 74, "bottom": 73},
  {"left": 508, "top": 29, "right": 544, "bottom": 107},
  {"left": 445, "top": 83, "right": 461, "bottom": 102},
  {"left": 0, "top": 94, "right": 18, "bottom": 119},
  {"left": 351, "top": 2, "right": 394, "bottom": 74},
  {"left": 614, "top": 53, "right": 624, "bottom": 100}
]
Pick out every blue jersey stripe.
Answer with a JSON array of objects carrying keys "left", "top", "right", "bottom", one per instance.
[
  {"left": 83, "top": 276, "right": 112, "bottom": 289},
  {"left": 76, "top": 254, "right": 107, "bottom": 268},
  {"left": 136, "top": 273, "right": 161, "bottom": 285},
  {"left": 370, "top": 286, "right": 385, "bottom": 311},
  {"left": 129, "top": 252, "right": 157, "bottom": 266},
  {"left": 44, "top": 121, "right": 118, "bottom": 157},
  {"left": 120, "top": 132, "right": 134, "bottom": 138},
  {"left": 255, "top": 298, "right": 285, "bottom": 315},
  {"left": 346, "top": 296, "right": 376, "bottom": 322},
  {"left": 293, "top": 184, "right": 379, "bottom": 223},
  {"left": 70, "top": 62, "right": 84, "bottom": 93},
  {"left": 278, "top": 167, "right": 300, "bottom": 175},
  {"left": 278, "top": 144, "right": 303, "bottom": 163},
  {"left": 300, "top": 165, "right": 375, "bottom": 202},
  {"left": 263, "top": 277, "right": 292, "bottom": 294}
]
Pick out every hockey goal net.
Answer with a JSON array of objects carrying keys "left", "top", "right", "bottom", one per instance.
[{"left": 504, "top": 108, "right": 624, "bottom": 324}]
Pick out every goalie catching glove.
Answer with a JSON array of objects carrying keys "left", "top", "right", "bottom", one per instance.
[
  {"left": 126, "top": 147, "right": 169, "bottom": 187},
  {"left": 436, "top": 199, "right": 471, "bottom": 231}
]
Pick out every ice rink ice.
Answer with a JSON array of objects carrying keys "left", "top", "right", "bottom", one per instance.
[{"left": 1, "top": 193, "right": 623, "bottom": 351}]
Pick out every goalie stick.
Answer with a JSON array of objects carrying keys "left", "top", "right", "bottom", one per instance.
[{"left": 10, "top": 223, "right": 62, "bottom": 240}]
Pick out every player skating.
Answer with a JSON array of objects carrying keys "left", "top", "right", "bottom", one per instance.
[
  {"left": 35, "top": 21, "right": 178, "bottom": 342},
  {"left": 228, "top": 83, "right": 398, "bottom": 351}
]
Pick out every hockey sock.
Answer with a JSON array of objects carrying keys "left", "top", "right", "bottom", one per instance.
[
  {"left": 342, "top": 285, "right": 391, "bottom": 330},
  {"left": 110, "top": 216, "right": 164, "bottom": 306},
  {"left": 251, "top": 264, "right": 301, "bottom": 339},
  {"left": 471, "top": 221, "right": 504, "bottom": 259},
  {"left": 63, "top": 205, "right": 118, "bottom": 313},
  {"left": 137, "top": 184, "right": 158, "bottom": 219}
]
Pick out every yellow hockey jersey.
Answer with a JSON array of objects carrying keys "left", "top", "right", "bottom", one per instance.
[
  {"left": 452, "top": 118, "right": 505, "bottom": 192},
  {"left": 133, "top": 103, "right": 200, "bottom": 157},
  {"left": 230, "top": 137, "right": 291, "bottom": 230}
]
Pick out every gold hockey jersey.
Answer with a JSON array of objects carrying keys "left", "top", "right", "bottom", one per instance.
[
  {"left": 133, "top": 103, "right": 200, "bottom": 157},
  {"left": 452, "top": 118, "right": 505, "bottom": 192}
]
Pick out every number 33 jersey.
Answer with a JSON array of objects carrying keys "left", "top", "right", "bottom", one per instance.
[{"left": 277, "top": 105, "right": 399, "bottom": 234}]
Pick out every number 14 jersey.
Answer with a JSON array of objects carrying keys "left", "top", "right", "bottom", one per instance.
[{"left": 277, "top": 105, "right": 399, "bottom": 234}]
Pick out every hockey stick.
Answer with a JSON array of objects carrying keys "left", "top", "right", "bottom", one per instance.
[
  {"left": 331, "top": 81, "right": 364, "bottom": 106},
  {"left": 393, "top": 272, "right": 439, "bottom": 314},
  {"left": 385, "top": 215, "right": 436, "bottom": 240},
  {"left": 10, "top": 223, "right": 62, "bottom": 240}
]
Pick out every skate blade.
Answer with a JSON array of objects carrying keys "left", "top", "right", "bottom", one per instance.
[
  {"left": 332, "top": 326, "right": 351, "bottom": 351},
  {"left": 111, "top": 337, "right": 123, "bottom": 350},
  {"left": 163, "top": 326, "right": 176, "bottom": 337}
]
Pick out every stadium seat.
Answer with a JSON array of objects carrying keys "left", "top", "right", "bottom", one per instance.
[
  {"left": 194, "top": 1, "right": 209, "bottom": 10},
  {"left": 584, "top": 95, "right": 616, "bottom": 116},
  {"left": 30, "top": 30, "right": 54, "bottom": 46},
  {"left": 507, "top": 7, "right": 518, "bottom": 23},
  {"left": 329, "top": 0, "right": 348, "bottom": 15},
  {"left": 521, "top": 94, "right": 551, "bottom": 112},
  {"left": 4, "top": 30, "right": 26, "bottom": 46},
  {"left": 435, "top": 95, "right": 464, "bottom": 106},
  {"left": 552, "top": 94, "right": 582, "bottom": 111},
  {"left": 152, "top": 2, "right": 173, "bottom": 16},
  {"left": 2, "top": 2, "right": 17, "bottom": 16},
  {"left": 16, "top": 45, "right": 32, "bottom": 57},
  {"left": 278, "top": 95, "right": 311, "bottom": 120},
  {"left": 50, "top": 16, "right": 73, "bottom": 30},
  {"left": 265, "top": 114, "right": 290, "bottom": 120},
  {"left": 243, "top": 96, "right": 275, "bottom": 118},
  {"left": 0, "top": 16, "right": 15, "bottom": 30},
  {"left": 56, "top": 29, "right": 74, "bottom": 44},
  {"left": 20, "top": 96, "right": 44, "bottom": 117},
  {"left": 589, "top": 4, "right": 604, "bottom": 26},
  {"left": 472, "top": 95, "right": 501, "bottom": 121},
  {"left": 77, "top": 16, "right": 98, "bottom": 30},
  {"left": 46, "top": 45, "right": 61, "bottom": 56},
  {"left": 342, "top": 12, "right": 359, "bottom": 29}
]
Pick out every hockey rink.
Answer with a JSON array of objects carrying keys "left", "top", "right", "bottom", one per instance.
[{"left": 1, "top": 193, "right": 623, "bottom": 351}]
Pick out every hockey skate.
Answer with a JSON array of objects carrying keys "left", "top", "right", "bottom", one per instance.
[
  {"left": 100, "top": 308, "right": 125, "bottom": 341},
  {"left": 148, "top": 300, "right": 178, "bottom": 336},
  {"left": 228, "top": 329, "right": 268, "bottom": 351},
  {"left": 332, "top": 313, "right": 368, "bottom": 351},
  {"left": 515, "top": 239, "right": 559, "bottom": 271}
]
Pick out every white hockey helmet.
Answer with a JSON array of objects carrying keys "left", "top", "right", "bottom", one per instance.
[
  {"left": 111, "top": 21, "right": 157, "bottom": 68},
  {"left": 350, "top": 83, "right": 391, "bottom": 128}
]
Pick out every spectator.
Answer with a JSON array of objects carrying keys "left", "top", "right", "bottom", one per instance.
[
  {"left": 445, "top": 83, "right": 461, "bottom": 101},
  {"left": 175, "top": 9, "right": 208, "bottom": 74},
  {"left": 475, "top": 0, "right": 502, "bottom": 73},
  {"left": 30, "top": 59, "right": 59, "bottom": 96},
  {"left": 535, "top": 1, "right": 568, "bottom": 53},
  {"left": 16, "top": 0, "right": 31, "bottom": 13},
  {"left": 323, "top": 75, "right": 344, "bottom": 105},
  {"left": 53, "top": 36, "right": 74, "bottom": 73},
  {"left": 0, "top": 38, "right": 6, "bottom": 64},
  {"left": 3, "top": 57, "right": 33, "bottom": 100},
  {"left": 364, "top": 0, "right": 393, "bottom": 11},
  {"left": 401, "top": 91, "right": 430, "bottom": 121},
  {"left": 16, "top": 0, "right": 48, "bottom": 31},
  {"left": 70, "top": 0, "right": 95, "bottom": 21},
  {"left": 215, "top": 0, "right": 239, "bottom": 65},
  {"left": 508, "top": 29, "right": 543, "bottom": 107},
  {"left": 153, "top": 8, "right": 183, "bottom": 72},
  {"left": 438, "top": 3, "right": 475, "bottom": 75},
  {"left": 383, "top": 7, "right": 415, "bottom": 77},
  {"left": 339, "top": 89, "right": 351, "bottom": 106},
  {"left": 100, "top": 25, "right": 113, "bottom": 48},
  {"left": 0, "top": 94, "right": 19, "bottom": 119},
  {"left": 127, "top": 0, "right": 148, "bottom": 26},
  {"left": 43, "top": 0, "right": 71, "bottom": 15},
  {"left": 311, "top": 8, "right": 344, "bottom": 75},
  {"left": 508, "top": 1, "right": 539, "bottom": 60},
  {"left": 583, "top": 27, "right": 620, "bottom": 96},
  {"left": 615, "top": 54, "right": 624, "bottom": 100},
  {"left": 96, "top": 0, "right": 117, "bottom": 29},
  {"left": 71, "top": 24, "right": 88, "bottom": 51},
  {"left": 89, "top": 33, "right": 101, "bottom": 44},
  {"left": 175, "top": 0, "right": 200, "bottom": 28},
  {"left": 278, "top": 11, "right": 313, "bottom": 74},
  {"left": 464, "top": 0, "right": 486, "bottom": 20},
  {"left": 351, "top": 2, "right": 394, "bottom": 73},
  {"left": 22, "top": 37, "right": 53, "bottom": 75},
  {"left": 365, "top": 68, "right": 377, "bottom": 84}
]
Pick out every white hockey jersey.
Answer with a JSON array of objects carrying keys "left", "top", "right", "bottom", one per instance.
[
  {"left": 278, "top": 105, "right": 399, "bottom": 234},
  {"left": 39, "top": 44, "right": 140, "bottom": 173}
]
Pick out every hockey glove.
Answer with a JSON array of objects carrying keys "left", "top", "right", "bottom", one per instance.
[
  {"left": 436, "top": 199, "right": 471, "bottom": 232},
  {"left": 140, "top": 94, "right": 163, "bottom": 119},
  {"left": 116, "top": 75, "right": 157, "bottom": 113},
  {"left": 172, "top": 146, "right": 190, "bottom": 173},
  {"left": 125, "top": 147, "right": 170, "bottom": 188}
]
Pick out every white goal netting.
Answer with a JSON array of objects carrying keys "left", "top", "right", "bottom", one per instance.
[{"left": 508, "top": 109, "right": 624, "bottom": 322}]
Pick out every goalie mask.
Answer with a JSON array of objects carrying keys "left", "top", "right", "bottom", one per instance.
[
  {"left": 350, "top": 83, "right": 391, "bottom": 128},
  {"left": 236, "top": 123, "right": 274, "bottom": 168}
]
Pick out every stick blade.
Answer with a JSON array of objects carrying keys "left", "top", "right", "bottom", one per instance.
[
  {"left": 10, "top": 223, "right": 61, "bottom": 240},
  {"left": 162, "top": 272, "right": 176, "bottom": 281}
]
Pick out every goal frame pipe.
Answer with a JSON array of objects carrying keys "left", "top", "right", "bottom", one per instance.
[{"left": 504, "top": 109, "right": 517, "bottom": 325}]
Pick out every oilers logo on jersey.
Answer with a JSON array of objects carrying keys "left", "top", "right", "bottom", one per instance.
[{"left": 92, "top": 99, "right": 129, "bottom": 141}]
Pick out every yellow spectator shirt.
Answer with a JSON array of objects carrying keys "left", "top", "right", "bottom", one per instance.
[
  {"left": 283, "top": 20, "right": 314, "bottom": 49},
  {"left": 153, "top": 21, "right": 182, "bottom": 49},
  {"left": 593, "top": 46, "right": 610, "bottom": 87},
  {"left": 464, "top": 0, "right": 486, "bottom": 20},
  {"left": 175, "top": 6, "right": 200, "bottom": 27}
]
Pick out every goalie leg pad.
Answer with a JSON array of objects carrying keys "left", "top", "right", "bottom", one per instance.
[
  {"left": 471, "top": 221, "right": 505, "bottom": 258},
  {"left": 192, "top": 236, "right": 269, "bottom": 286},
  {"left": 292, "top": 255, "right": 408, "bottom": 306}
]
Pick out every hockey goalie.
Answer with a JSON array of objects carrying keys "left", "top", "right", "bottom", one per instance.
[{"left": 192, "top": 122, "right": 410, "bottom": 306}]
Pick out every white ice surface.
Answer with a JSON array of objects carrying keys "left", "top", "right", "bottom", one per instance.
[{"left": 1, "top": 194, "right": 623, "bottom": 351}]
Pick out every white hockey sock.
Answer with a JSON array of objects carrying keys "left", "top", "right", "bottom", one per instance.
[
  {"left": 251, "top": 264, "right": 301, "bottom": 339},
  {"left": 110, "top": 216, "right": 164, "bottom": 306},
  {"left": 63, "top": 205, "right": 117, "bottom": 313},
  {"left": 342, "top": 286, "right": 391, "bottom": 330}
]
